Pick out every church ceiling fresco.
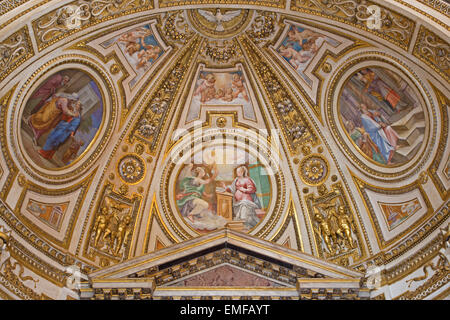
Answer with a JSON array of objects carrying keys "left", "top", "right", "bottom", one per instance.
[{"left": 0, "top": 0, "right": 448, "bottom": 300}]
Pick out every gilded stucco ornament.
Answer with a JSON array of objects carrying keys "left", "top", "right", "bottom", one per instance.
[
  {"left": 85, "top": 184, "right": 141, "bottom": 264},
  {"left": 413, "top": 26, "right": 450, "bottom": 82},
  {"left": 292, "top": 0, "right": 415, "bottom": 49},
  {"left": 306, "top": 183, "right": 364, "bottom": 266},
  {"left": 118, "top": 154, "right": 145, "bottom": 184},
  {"left": 0, "top": 0, "right": 448, "bottom": 300},
  {"left": 162, "top": 10, "right": 195, "bottom": 44},
  {"left": 199, "top": 39, "right": 242, "bottom": 64},
  {"left": 33, "top": 0, "right": 154, "bottom": 50},
  {"left": 0, "top": 27, "right": 33, "bottom": 83},
  {"left": 299, "top": 154, "right": 329, "bottom": 186}
]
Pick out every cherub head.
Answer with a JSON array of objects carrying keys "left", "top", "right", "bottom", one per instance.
[{"left": 205, "top": 73, "right": 216, "bottom": 83}]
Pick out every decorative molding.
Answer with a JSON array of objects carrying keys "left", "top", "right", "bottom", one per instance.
[
  {"left": 290, "top": 0, "right": 416, "bottom": 50},
  {"left": 413, "top": 26, "right": 450, "bottom": 83},
  {"left": 0, "top": 27, "right": 33, "bottom": 83}
]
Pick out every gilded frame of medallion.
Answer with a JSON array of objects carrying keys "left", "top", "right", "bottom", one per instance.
[
  {"left": 0, "top": 87, "right": 20, "bottom": 201},
  {"left": 326, "top": 52, "right": 437, "bottom": 181},
  {"left": 427, "top": 84, "right": 449, "bottom": 201},
  {"left": 160, "top": 129, "right": 286, "bottom": 241},
  {"left": 10, "top": 55, "right": 117, "bottom": 182}
]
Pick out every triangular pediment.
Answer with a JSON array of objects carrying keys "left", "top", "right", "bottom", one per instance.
[
  {"left": 80, "top": 229, "right": 368, "bottom": 299},
  {"left": 166, "top": 264, "right": 286, "bottom": 287}
]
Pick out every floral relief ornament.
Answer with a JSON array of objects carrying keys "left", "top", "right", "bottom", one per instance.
[
  {"left": 118, "top": 154, "right": 145, "bottom": 184},
  {"left": 299, "top": 154, "right": 329, "bottom": 185}
]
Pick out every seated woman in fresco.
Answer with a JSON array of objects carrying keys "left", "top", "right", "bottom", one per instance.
[
  {"left": 38, "top": 98, "right": 82, "bottom": 160},
  {"left": 220, "top": 165, "right": 262, "bottom": 230}
]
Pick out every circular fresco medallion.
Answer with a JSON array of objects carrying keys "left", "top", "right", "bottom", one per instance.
[
  {"left": 174, "top": 146, "right": 272, "bottom": 234},
  {"left": 339, "top": 66, "right": 426, "bottom": 167},
  {"left": 20, "top": 69, "right": 104, "bottom": 169}
]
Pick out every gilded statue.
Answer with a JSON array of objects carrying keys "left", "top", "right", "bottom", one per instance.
[
  {"left": 91, "top": 197, "right": 131, "bottom": 256},
  {"left": 313, "top": 212, "right": 335, "bottom": 255},
  {"left": 337, "top": 206, "right": 355, "bottom": 249},
  {"left": 313, "top": 203, "right": 356, "bottom": 256},
  {"left": 93, "top": 206, "right": 109, "bottom": 248},
  {"left": 113, "top": 215, "right": 132, "bottom": 255}
]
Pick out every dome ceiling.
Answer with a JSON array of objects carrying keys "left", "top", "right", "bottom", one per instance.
[{"left": 0, "top": 0, "right": 448, "bottom": 300}]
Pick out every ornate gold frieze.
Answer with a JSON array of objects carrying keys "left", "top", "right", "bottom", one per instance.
[
  {"left": 413, "top": 26, "right": 450, "bottom": 83},
  {"left": 7, "top": 237, "right": 72, "bottom": 287},
  {"left": 291, "top": 0, "right": 415, "bottom": 50},
  {"left": 128, "top": 36, "right": 201, "bottom": 152},
  {"left": 405, "top": 224, "right": 449, "bottom": 288},
  {"left": 0, "top": 27, "right": 33, "bottom": 83},
  {"left": 396, "top": 260, "right": 449, "bottom": 300},
  {"left": 158, "top": 0, "right": 286, "bottom": 9},
  {"left": 32, "top": 0, "right": 154, "bottom": 51},
  {"left": 305, "top": 182, "right": 365, "bottom": 266},
  {"left": 240, "top": 35, "right": 319, "bottom": 154}
]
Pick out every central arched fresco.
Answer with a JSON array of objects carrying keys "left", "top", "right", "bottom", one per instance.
[{"left": 175, "top": 146, "right": 272, "bottom": 233}]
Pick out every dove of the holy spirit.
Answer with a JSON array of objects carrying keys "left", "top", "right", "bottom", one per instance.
[{"left": 197, "top": 9, "right": 241, "bottom": 32}]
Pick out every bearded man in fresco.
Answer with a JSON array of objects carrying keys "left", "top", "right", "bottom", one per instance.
[{"left": 29, "top": 73, "right": 70, "bottom": 115}]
